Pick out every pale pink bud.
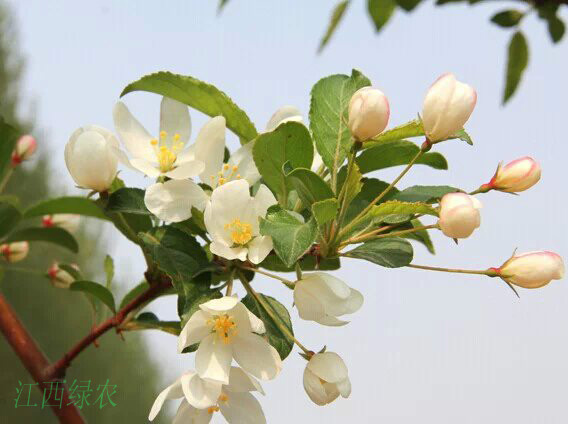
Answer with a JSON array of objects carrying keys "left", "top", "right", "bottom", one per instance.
[
  {"left": 422, "top": 73, "right": 477, "bottom": 142},
  {"left": 497, "top": 251, "right": 564, "bottom": 289},
  {"left": 11, "top": 135, "right": 37, "bottom": 166},
  {"left": 487, "top": 157, "right": 541, "bottom": 193},
  {"left": 47, "top": 263, "right": 78, "bottom": 289},
  {"left": 348, "top": 87, "right": 390, "bottom": 141},
  {"left": 0, "top": 241, "right": 29, "bottom": 263},
  {"left": 438, "top": 193, "right": 482, "bottom": 239},
  {"left": 42, "top": 214, "right": 81, "bottom": 233}
]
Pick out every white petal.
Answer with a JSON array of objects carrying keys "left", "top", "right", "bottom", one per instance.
[
  {"left": 193, "top": 116, "right": 226, "bottom": 183},
  {"left": 178, "top": 310, "right": 212, "bottom": 353},
  {"left": 337, "top": 377, "right": 352, "bottom": 398},
  {"left": 173, "top": 401, "right": 212, "bottom": 424},
  {"left": 307, "top": 352, "right": 348, "bottom": 383},
  {"left": 294, "top": 282, "right": 326, "bottom": 322},
  {"left": 148, "top": 378, "right": 183, "bottom": 421},
  {"left": 245, "top": 309, "right": 266, "bottom": 335},
  {"left": 113, "top": 102, "right": 155, "bottom": 161},
  {"left": 232, "top": 333, "right": 282, "bottom": 381},
  {"left": 200, "top": 296, "right": 240, "bottom": 314},
  {"left": 209, "top": 241, "right": 248, "bottom": 261},
  {"left": 160, "top": 96, "right": 191, "bottom": 144},
  {"left": 196, "top": 334, "right": 233, "bottom": 385},
  {"left": 228, "top": 142, "right": 261, "bottom": 186},
  {"left": 343, "top": 287, "right": 364, "bottom": 315},
  {"left": 181, "top": 372, "right": 222, "bottom": 409},
  {"left": 302, "top": 367, "right": 329, "bottom": 406},
  {"left": 145, "top": 180, "right": 208, "bottom": 223},
  {"left": 227, "top": 367, "right": 265, "bottom": 394},
  {"left": 315, "top": 315, "right": 349, "bottom": 326},
  {"left": 254, "top": 185, "right": 277, "bottom": 219},
  {"left": 220, "top": 391, "right": 266, "bottom": 424},
  {"left": 164, "top": 160, "right": 205, "bottom": 179},
  {"left": 247, "top": 236, "right": 273, "bottom": 265},
  {"left": 129, "top": 158, "right": 161, "bottom": 177},
  {"left": 265, "top": 105, "right": 303, "bottom": 132}
]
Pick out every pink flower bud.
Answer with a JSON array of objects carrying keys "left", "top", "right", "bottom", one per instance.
[
  {"left": 0, "top": 241, "right": 29, "bottom": 263},
  {"left": 488, "top": 157, "right": 541, "bottom": 193},
  {"left": 11, "top": 135, "right": 37, "bottom": 166},
  {"left": 348, "top": 87, "right": 390, "bottom": 141},
  {"left": 438, "top": 193, "right": 482, "bottom": 239},
  {"left": 422, "top": 73, "right": 477, "bottom": 142},
  {"left": 47, "top": 263, "right": 78, "bottom": 289},
  {"left": 42, "top": 214, "right": 81, "bottom": 233},
  {"left": 497, "top": 251, "right": 564, "bottom": 289}
]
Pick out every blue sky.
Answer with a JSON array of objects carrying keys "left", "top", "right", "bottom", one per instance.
[{"left": 8, "top": 1, "right": 568, "bottom": 422}]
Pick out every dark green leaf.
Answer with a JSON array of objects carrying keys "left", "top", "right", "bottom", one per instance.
[
  {"left": 403, "top": 219, "right": 435, "bottom": 254},
  {"left": 121, "top": 72, "right": 258, "bottom": 143},
  {"left": 503, "top": 31, "right": 529, "bottom": 104},
  {"left": 120, "top": 281, "right": 149, "bottom": 310},
  {"left": 393, "top": 185, "right": 460, "bottom": 203},
  {"left": 7, "top": 227, "right": 79, "bottom": 253},
  {"left": 310, "top": 69, "right": 371, "bottom": 173},
  {"left": 286, "top": 168, "right": 334, "bottom": 207},
  {"left": 368, "top": 0, "right": 396, "bottom": 32},
  {"left": 241, "top": 293, "right": 294, "bottom": 360},
  {"left": 0, "top": 201, "right": 21, "bottom": 238},
  {"left": 343, "top": 237, "right": 413, "bottom": 267},
  {"left": 318, "top": 0, "right": 350, "bottom": 53},
  {"left": 124, "top": 313, "right": 181, "bottom": 336},
  {"left": 395, "top": 0, "right": 421, "bottom": 12},
  {"left": 58, "top": 264, "right": 82, "bottom": 281},
  {"left": 312, "top": 198, "right": 339, "bottom": 227},
  {"left": 547, "top": 16, "right": 565, "bottom": 43},
  {"left": 339, "top": 162, "right": 363, "bottom": 216},
  {"left": 106, "top": 188, "right": 150, "bottom": 214},
  {"left": 252, "top": 122, "right": 313, "bottom": 201},
  {"left": 24, "top": 197, "right": 108, "bottom": 220},
  {"left": 218, "top": 0, "right": 230, "bottom": 13},
  {"left": 70, "top": 280, "right": 116, "bottom": 312},
  {"left": 491, "top": 10, "right": 523, "bottom": 28},
  {"left": 260, "top": 254, "right": 340, "bottom": 272},
  {"left": 0, "top": 119, "right": 19, "bottom": 181},
  {"left": 343, "top": 178, "right": 397, "bottom": 224},
  {"left": 260, "top": 206, "right": 318, "bottom": 268},
  {"left": 178, "top": 281, "right": 222, "bottom": 328}
]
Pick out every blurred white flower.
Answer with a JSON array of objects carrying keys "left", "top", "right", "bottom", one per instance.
[
  {"left": 47, "top": 263, "right": 77, "bottom": 289},
  {"left": 303, "top": 352, "right": 351, "bottom": 406},
  {"left": 11, "top": 135, "right": 37, "bottom": 166},
  {"left": 294, "top": 272, "right": 363, "bottom": 326},
  {"left": 0, "top": 241, "right": 29, "bottom": 263},
  {"left": 178, "top": 296, "right": 282, "bottom": 385},
  {"left": 42, "top": 214, "right": 80, "bottom": 233}
]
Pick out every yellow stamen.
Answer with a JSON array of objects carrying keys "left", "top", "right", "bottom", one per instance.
[
  {"left": 218, "top": 393, "right": 229, "bottom": 403},
  {"left": 207, "top": 406, "right": 220, "bottom": 414},
  {"left": 224, "top": 218, "right": 253, "bottom": 245},
  {"left": 218, "top": 178, "right": 226, "bottom": 185},
  {"left": 173, "top": 133, "right": 180, "bottom": 141},
  {"left": 159, "top": 130, "right": 167, "bottom": 139},
  {"left": 232, "top": 165, "right": 238, "bottom": 172},
  {"left": 208, "top": 315, "right": 238, "bottom": 344},
  {"left": 223, "top": 164, "right": 230, "bottom": 171},
  {"left": 150, "top": 139, "right": 158, "bottom": 146}
]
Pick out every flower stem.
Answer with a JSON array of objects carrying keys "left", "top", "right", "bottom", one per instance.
[
  {"left": 0, "top": 167, "right": 14, "bottom": 193},
  {"left": 226, "top": 269, "right": 235, "bottom": 296},
  {"left": 407, "top": 263, "right": 498, "bottom": 277},
  {"left": 239, "top": 265, "right": 295, "bottom": 289}
]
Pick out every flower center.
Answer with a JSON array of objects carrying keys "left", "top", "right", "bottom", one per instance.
[
  {"left": 218, "top": 393, "right": 229, "bottom": 403},
  {"left": 149, "top": 131, "right": 184, "bottom": 172},
  {"left": 224, "top": 218, "right": 253, "bottom": 245},
  {"left": 210, "top": 163, "right": 242, "bottom": 187},
  {"left": 209, "top": 314, "right": 238, "bottom": 344},
  {"left": 207, "top": 406, "right": 220, "bottom": 414}
]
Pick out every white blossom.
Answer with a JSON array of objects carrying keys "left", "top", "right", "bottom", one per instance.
[
  {"left": 497, "top": 251, "right": 564, "bottom": 289},
  {"left": 303, "top": 352, "right": 351, "bottom": 406}
]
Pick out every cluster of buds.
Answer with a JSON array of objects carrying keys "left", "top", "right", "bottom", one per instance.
[
  {"left": 11, "top": 135, "right": 37, "bottom": 166},
  {"left": 0, "top": 242, "right": 29, "bottom": 263}
]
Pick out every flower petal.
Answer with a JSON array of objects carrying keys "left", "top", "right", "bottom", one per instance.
[
  {"left": 113, "top": 102, "right": 155, "bottom": 161},
  {"left": 226, "top": 367, "right": 265, "bottom": 394},
  {"left": 173, "top": 401, "right": 212, "bottom": 424},
  {"left": 192, "top": 116, "right": 226, "bottom": 183},
  {"left": 181, "top": 371, "right": 222, "bottom": 409},
  {"left": 219, "top": 391, "right": 266, "bottom": 424},
  {"left": 337, "top": 377, "right": 352, "bottom": 398},
  {"left": 163, "top": 159, "right": 205, "bottom": 179},
  {"left": 315, "top": 315, "right": 349, "bottom": 327},
  {"left": 160, "top": 96, "right": 191, "bottom": 144},
  {"left": 254, "top": 185, "right": 277, "bottom": 219},
  {"left": 232, "top": 333, "right": 282, "bottom": 381},
  {"left": 209, "top": 241, "right": 248, "bottom": 262},
  {"left": 199, "top": 296, "right": 240, "bottom": 314},
  {"left": 265, "top": 105, "right": 303, "bottom": 132},
  {"left": 228, "top": 142, "right": 261, "bottom": 186},
  {"left": 195, "top": 333, "right": 233, "bottom": 385},
  {"left": 302, "top": 367, "right": 329, "bottom": 406},
  {"left": 178, "top": 310, "right": 212, "bottom": 353},
  {"left": 148, "top": 378, "right": 183, "bottom": 421},
  {"left": 307, "top": 352, "right": 348, "bottom": 383},
  {"left": 145, "top": 180, "right": 208, "bottom": 223},
  {"left": 129, "top": 158, "right": 161, "bottom": 178},
  {"left": 247, "top": 236, "right": 273, "bottom": 265}
]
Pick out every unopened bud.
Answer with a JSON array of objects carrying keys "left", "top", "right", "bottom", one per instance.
[
  {"left": 497, "top": 251, "right": 564, "bottom": 289},
  {"left": 11, "top": 135, "right": 37, "bottom": 166},
  {"left": 348, "top": 87, "right": 390, "bottom": 141},
  {"left": 47, "top": 263, "right": 78, "bottom": 289},
  {"left": 42, "top": 214, "right": 80, "bottom": 233},
  {"left": 438, "top": 193, "right": 482, "bottom": 239},
  {"left": 0, "top": 241, "right": 29, "bottom": 263},
  {"left": 488, "top": 157, "right": 541, "bottom": 193}
]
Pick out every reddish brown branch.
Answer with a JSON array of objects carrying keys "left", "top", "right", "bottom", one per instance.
[
  {"left": 45, "top": 277, "right": 172, "bottom": 381},
  {"left": 0, "top": 293, "right": 85, "bottom": 423}
]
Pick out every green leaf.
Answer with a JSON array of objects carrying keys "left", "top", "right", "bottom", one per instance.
[
  {"left": 393, "top": 185, "right": 460, "bottom": 203},
  {"left": 339, "top": 162, "right": 363, "bottom": 215},
  {"left": 310, "top": 69, "right": 371, "bottom": 174},
  {"left": 260, "top": 207, "right": 318, "bottom": 268},
  {"left": 0, "top": 119, "right": 20, "bottom": 181},
  {"left": 24, "top": 197, "right": 108, "bottom": 220},
  {"left": 108, "top": 175, "right": 126, "bottom": 193},
  {"left": 318, "top": 0, "right": 350, "bottom": 53},
  {"left": 547, "top": 16, "right": 565, "bottom": 43},
  {"left": 395, "top": 0, "right": 421, "bottom": 12},
  {"left": 312, "top": 198, "right": 339, "bottom": 227},
  {"left": 343, "top": 238, "right": 413, "bottom": 267},
  {"left": 218, "top": 0, "right": 230, "bottom": 13},
  {"left": 364, "top": 119, "right": 424, "bottom": 148},
  {"left": 453, "top": 129, "right": 473, "bottom": 146},
  {"left": 403, "top": 219, "right": 435, "bottom": 254},
  {"left": 119, "top": 281, "right": 149, "bottom": 310},
  {"left": 58, "top": 264, "right": 82, "bottom": 281},
  {"left": 356, "top": 140, "right": 448, "bottom": 174},
  {"left": 260, "top": 254, "right": 340, "bottom": 272},
  {"left": 370, "top": 200, "right": 439, "bottom": 219},
  {"left": 104, "top": 255, "right": 114, "bottom": 288},
  {"left": 7, "top": 227, "right": 79, "bottom": 253},
  {"left": 124, "top": 312, "right": 181, "bottom": 336},
  {"left": 491, "top": 10, "right": 523, "bottom": 28},
  {"left": 0, "top": 201, "right": 21, "bottom": 239},
  {"left": 70, "top": 280, "right": 116, "bottom": 312},
  {"left": 286, "top": 167, "right": 334, "bottom": 208},
  {"left": 241, "top": 293, "right": 294, "bottom": 360},
  {"left": 343, "top": 178, "right": 397, "bottom": 224},
  {"left": 368, "top": 0, "right": 396, "bottom": 32},
  {"left": 252, "top": 122, "right": 313, "bottom": 201},
  {"left": 106, "top": 188, "right": 150, "bottom": 214},
  {"left": 178, "top": 280, "right": 222, "bottom": 328},
  {"left": 121, "top": 71, "right": 258, "bottom": 142},
  {"left": 503, "top": 31, "right": 529, "bottom": 104}
]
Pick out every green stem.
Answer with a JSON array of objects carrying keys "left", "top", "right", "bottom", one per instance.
[
  {"left": 238, "top": 270, "right": 310, "bottom": 355},
  {"left": 226, "top": 269, "right": 235, "bottom": 296},
  {"left": 407, "top": 263, "right": 498, "bottom": 277},
  {"left": 295, "top": 263, "right": 302, "bottom": 282},
  {"left": 0, "top": 168, "right": 14, "bottom": 193},
  {"left": 239, "top": 265, "right": 295, "bottom": 289}
]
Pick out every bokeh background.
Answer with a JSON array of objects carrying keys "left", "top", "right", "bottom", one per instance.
[{"left": 1, "top": 0, "right": 567, "bottom": 423}]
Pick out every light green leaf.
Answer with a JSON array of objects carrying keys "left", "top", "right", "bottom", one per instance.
[
  {"left": 70, "top": 280, "right": 116, "bottom": 312},
  {"left": 339, "top": 162, "right": 363, "bottom": 215},
  {"left": 491, "top": 10, "right": 523, "bottom": 27},
  {"left": 393, "top": 185, "right": 460, "bottom": 203},
  {"left": 106, "top": 188, "right": 150, "bottom": 214},
  {"left": 0, "top": 118, "right": 20, "bottom": 182},
  {"left": 309, "top": 69, "right": 371, "bottom": 174},
  {"left": 369, "top": 200, "right": 438, "bottom": 225},
  {"left": 121, "top": 71, "right": 258, "bottom": 142},
  {"left": 318, "top": 0, "right": 350, "bottom": 53},
  {"left": 364, "top": 119, "right": 424, "bottom": 148},
  {"left": 24, "top": 197, "right": 108, "bottom": 220},
  {"left": 343, "top": 238, "right": 414, "bottom": 267},
  {"left": 252, "top": 122, "right": 313, "bottom": 201},
  {"left": 286, "top": 167, "right": 334, "bottom": 207},
  {"left": 260, "top": 207, "right": 318, "bottom": 268},
  {"left": 312, "top": 198, "right": 339, "bottom": 227},
  {"left": 241, "top": 293, "right": 294, "bottom": 360},
  {"left": 104, "top": 255, "right": 114, "bottom": 289},
  {"left": 503, "top": 31, "right": 529, "bottom": 104},
  {"left": 356, "top": 140, "right": 448, "bottom": 173},
  {"left": 368, "top": 0, "right": 396, "bottom": 32},
  {"left": 7, "top": 227, "right": 79, "bottom": 253},
  {"left": 403, "top": 219, "right": 435, "bottom": 254},
  {"left": 0, "top": 201, "right": 21, "bottom": 238},
  {"left": 343, "top": 178, "right": 397, "bottom": 224}
]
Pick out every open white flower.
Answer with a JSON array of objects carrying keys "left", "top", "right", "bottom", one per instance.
[
  {"left": 113, "top": 96, "right": 205, "bottom": 179},
  {"left": 149, "top": 367, "right": 266, "bottom": 424},
  {"left": 178, "top": 296, "right": 282, "bottom": 385},
  {"left": 303, "top": 352, "right": 352, "bottom": 406},
  {"left": 294, "top": 272, "right": 363, "bottom": 326},
  {"left": 205, "top": 179, "right": 276, "bottom": 264}
]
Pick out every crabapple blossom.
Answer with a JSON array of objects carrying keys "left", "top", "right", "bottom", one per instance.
[
  {"left": 0, "top": 241, "right": 29, "bottom": 263},
  {"left": 438, "top": 193, "right": 482, "bottom": 239},
  {"left": 303, "top": 352, "right": 351, "bottom": 406},
  {"left": 348, "top": 87, "right": 390, "bottom": 141},
  {"left": 47, "top": 263, "right": 77, "bottom": 289},
  {"left": 496, "top": 251, "right": 564, "bottom": 289},
  {"left": 11, "top": 135, "right": 37, "bottom": 166},
  {"left": 487, "top": 157, "right": 541, "bottom": 193},
  {"left": 42, "top": 214, "right": 80, "bottom": 233}
]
